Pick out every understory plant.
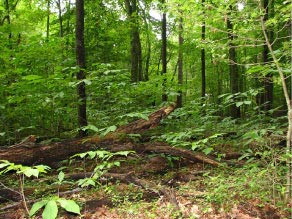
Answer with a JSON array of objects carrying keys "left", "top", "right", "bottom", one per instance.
[
  {"left": 0, "top": 160, "right": 81, "bottom": 219},
  {"left": 0, "top": 160, "right": 51, "bottom": 215},
  {"left": 70, "top": 150, "right": 135, "bottom": 187}
]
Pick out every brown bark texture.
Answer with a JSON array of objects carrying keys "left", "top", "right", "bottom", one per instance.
[
  {"left": 0, "top": 104, "right": 177, "bottom": 165},
  {"left": 0, "top": 104, "right": 223, "bottom": 169}
]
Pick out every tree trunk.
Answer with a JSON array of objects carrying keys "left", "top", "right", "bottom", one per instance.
[
  {"left": 125, "top": 0, "right": 143, "bottom": 83},
  {"left": 201, "top": 0, "right": 206, "bottom": 100},
  {"left": 227, "top": 6, "right": 240, "bottom": 118},
  {"left": 46, "top": 0, "right": 50, "bottom": 40},
  {"left": 140, "top": 5, "right": 151, "bottom": 81},
  {"left": 76, "top": 0, "right": 88, "bottom": 137},
  {"left": 260, "top": 11, "right": 292, "bottom": 202},
  {"left": 177, "top": 15, "right": 183, "bottom": 108},
  {"left": 4, "top": 0, "right": 12, "bottom": 46},
  {"left": 0, "top": 104, "right": 177, "bottom": 165},
  {"left": 161, "top": 0, "right": 168, "bottom": 102},
  {"left": 262, "top": 0, "right": 273, "bottom": 111},
  {"left": 57, "top": 0, "right": 64, "bottom": 37}
]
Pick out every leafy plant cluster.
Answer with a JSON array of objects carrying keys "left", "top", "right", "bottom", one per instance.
[{"left": 0, "top": 148, "right": 135, "bottom": 219}]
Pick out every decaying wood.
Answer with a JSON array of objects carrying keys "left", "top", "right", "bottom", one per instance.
[
  {"left": 68, "top": 172, "right": 180, "bottom": 212},
  {"left": 0, "top": 104, "right": 176, "bottom": 165},
  {"left": 141, "top": 143, "right": 221, "bottom": 167},
  {"left": 0, "top": 103, "right": 223, "bottom": 169}
]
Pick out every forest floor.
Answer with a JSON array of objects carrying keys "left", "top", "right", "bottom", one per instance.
[
  {"left": 0, "top": 106, "right": 291, "bottom": 218},
  {"left": 0, "top": 150, "right": 291, "bottom": 219}
]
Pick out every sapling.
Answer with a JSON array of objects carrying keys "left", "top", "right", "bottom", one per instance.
[{"left": 0, "top": 160, "right": 51, "bottom": 215}]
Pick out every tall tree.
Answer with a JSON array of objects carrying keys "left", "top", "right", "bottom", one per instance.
[
  {"left": 56, "top": 0, "right": 64, "bottom": 37},
  {"left": 4, "top": 0, "right": 12, "bottom": 45},
  {"left": 227, "top": 5, "right": 240, "bottom": 118},
  {"left": 46, "top": 0, "right": 50, "bottom": 40},
  {"left": 177, "top": 14, "right": 183, "bottom": 108},
  {"left": 161, "top": 0, "right": 167, "bottom": 101},
  {"left": 125, "top": 0, "right": 143, "bottom": 82},
  {"left": 75, "top": 0, "right": 87, "bottom": 137},
  {"left": 201, "top": 0, "right": 206, "bottom": 100},
  {"left": 140, "top": 3, "right": 151, "bottom": 81},
  {"left": 261, "top": 0, "right": 274, "bottom": 111}
]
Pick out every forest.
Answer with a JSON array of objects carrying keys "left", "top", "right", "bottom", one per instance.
[{"left": 0, "top": 0, "right": 291, "bottom": 218}]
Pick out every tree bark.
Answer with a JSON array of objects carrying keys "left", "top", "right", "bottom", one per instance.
[
  {"left": 161, "top": 0, "right": 168, "bottom": 101},
  {"left": 201, "top": 0, "right": 206, "bottom": 100},
  {"left": 76, "top": 0, "right": 88, "bottom": 137},
  {"left": 4, "top": 0, "right": 12, "bottom": 45},
  {"left": 227, "top": 6, "right": 240, "bottom": 118},
  {"left": 56, "top": 0, "right": 64, "bottom": 37},
  {"left": 125, "top": 0, "right": 143, "bottom": 82},
  {"left": 260, "top": 11, "right": 292, "bottom": 202},
  {"left": 177, "top": 15, "right": 183, "bottom": 108},
  {"left": 0, "top": 104, "right": 177, "bottom": 165},
  {"left": 46, "top": 0, "right": 50, "bottom": 40},
  {"left": 261, "top": 0, "right": 274, "bottom": 111}
]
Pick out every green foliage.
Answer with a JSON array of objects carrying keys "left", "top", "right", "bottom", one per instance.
[
  {"left": 205, "top": 162, "right": 287, "bottom": 208},
  {"left": 70, "top": 150, "right": 135, "bottom": 187},
  {"left": 29, "top": 197, "right": 81, "bottom": 219},
  {"left": 0, "top": 160, "right": 50, "bottom": 177}
]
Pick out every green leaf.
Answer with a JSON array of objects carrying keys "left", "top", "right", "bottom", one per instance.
[
  {"left": 36, "top": 165, "right": 51, "bottom": 173},
  {"left": 22, "top": 75, "right": 43, "bottom": 81},
  {"left": 29, "top": 200, "right": 48, "bottom": 216},
  {"left": 236, "top": 102, "right": 243, "bottom": 107},
  {"left": 88, "top": 151, "right": 96, "bottom": 159},
  {"left": 81, "top": 124, "right": 99, "bottom": 132},
  {"left": 83, "top": 79, "right": 92, "bottom": 85},
  {"left": 203, "top": 147, "right": 213, "bottom": 155},
  {"left": 57, "top": 199, "right": 81, "bottom": 215},
  {"left": 58, "top": 171, "right": 65, "bottom": 182},
  {"left": 0, "top": 160, "right": 11, "bottom": 169},
  {"left": 22, "top": 168, "right": 39, "bottom": 178},
  {"left": 42, "top": 200, "right": 58, "bottom": 219},
  {"left": 95, "top": 150, "right": 111, "bottom": 159},
  {"left": 101, "top": 125, "right": 117, "bottom": 137}
]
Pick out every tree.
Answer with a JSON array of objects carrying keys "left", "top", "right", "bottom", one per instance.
[
  {"left": 201, "top": 0, "right": 206, "bottom": 100},
  {"left": 176, "top": 13, "right": 183, "bottom": 108},
  {"left": 161, "top": 0, "right": 167, "bottom": 102},
  {"left": 260, "top": 0, "right": 274, "bottom": 111},
  {"left": 56, "top": 0, "right": 64, "bottom": 37},
  {"left": 227, "top": 5, "right": 240, "bottom": 118},
  {"left": 125, "top": 0, "right": 143, "bottom": 82},
  {"left": 46, "top": 0, "right": 50, "bottom": 40},
  {"left": 75, "top": 0, "right": 87, "bottom": 137}
]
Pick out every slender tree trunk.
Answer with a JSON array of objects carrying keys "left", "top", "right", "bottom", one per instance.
[
  {"left": 66, "top": 0, "right": 71, "bottom": 47},
  {"left": 4, "top": 0, "right": 12, "bottom": 46},
  {"left": 201, "top": 0, "right": 206, "bottom": 100},
  {"left": 262, "top": 0, "right": 273, "bottom": 111},
  {"left": 140, "top": 5, "right": 151, "bottom": 81},
  {"left": 75, "top": 0, "right": 87, "bottom": 137},
  {"left": 177, "top": 15, "right": 183, "bottom": 108},
  {"left": 46, "top": 0, "right": 50, "bottom": 41},
  {"left": 57, "top": 0, "right": 64, "bottom": 37},
  {"left": 227, "top": 6, "right": 240, "bottom": 118},
  {"left": 125, "top": 0, "right": 143, "bottom": 83},
  {"left": 161, "top": 0, "right": 167, "bottom": 102},
  {"left": 260, "top": 11, "right": 292, "bottom": 202}
]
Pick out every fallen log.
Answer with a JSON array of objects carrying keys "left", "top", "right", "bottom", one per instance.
[
  {"left": 0, "top": 103, "right": 223, "bottom": 168},
  {"left": 68, "top": 172, "right": 180, "bottom": 212},
  {"left": 141, "top": 143, "right": 221, "bottom": 167},
  {"left": 0, "top": 104, "right": 177, "bottom": 165}
]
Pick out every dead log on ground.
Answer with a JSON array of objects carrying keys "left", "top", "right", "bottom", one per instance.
[{"left": 0, "top": 104, "right": 176, "bottom": 165}]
